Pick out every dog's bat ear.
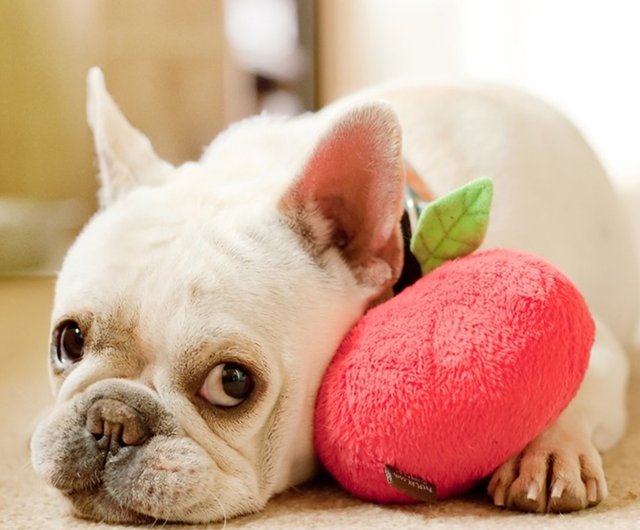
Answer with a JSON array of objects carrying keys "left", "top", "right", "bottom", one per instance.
[
  {"left": 279, "top": 102, "right": 405, "bottom": 298},
  {"left": 86, "top": 67, "right": 174, "bottom": 207}
]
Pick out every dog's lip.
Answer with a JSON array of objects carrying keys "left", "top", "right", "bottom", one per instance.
[
  {"left": 63, "top": 477, "right": 102, "bottom": 496},
  {"left": 63, "top": 465, "right": 205, "bottom": 524},
  {"left": 65, "top": 483, "right": 157, "bottom": 524},
  {"left": 62, "top": 478, "right": 157, "bottom": 522}
]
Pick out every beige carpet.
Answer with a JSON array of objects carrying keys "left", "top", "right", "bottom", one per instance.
[{"left": 1, "top": 276, "right": 639, "bottom": 530}]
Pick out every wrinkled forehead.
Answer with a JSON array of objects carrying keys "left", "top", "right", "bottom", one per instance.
[{"left": 53, "top": 185, "right": 312, "bottom": 346}]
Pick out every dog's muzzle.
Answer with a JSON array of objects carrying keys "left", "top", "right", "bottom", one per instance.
[{"left": 31, "top": 379, "right": 186, "bottom": 521}]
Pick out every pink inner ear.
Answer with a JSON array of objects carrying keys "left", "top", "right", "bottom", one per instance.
[
  {"left": 296, "top": 105, "right": 404, "bottom": 252},
  {"left": 280, "top": 103, "right": 404, "bottom": 297}
]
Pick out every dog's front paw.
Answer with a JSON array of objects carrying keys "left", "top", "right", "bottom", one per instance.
[{"left": 487, "top": 421, "right": 607, "bottom": 513}]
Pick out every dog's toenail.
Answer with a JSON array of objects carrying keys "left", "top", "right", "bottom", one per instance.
[
  {"left": 551, "top": 479, "right": 565, "bottom": 499},
  {"left": 586, "top": 478, "right": 598, "bottom": 503},
  {"left": 527, "top": 482, "right": 539, "bottom": 500}
]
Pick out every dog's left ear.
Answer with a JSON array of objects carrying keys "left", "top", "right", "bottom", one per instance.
[
  {"left": 86, "top": 67, "right": 174, "bottom": 207},
  {"left": 280, "top": 102, "right": 405, "bottom": 297}
]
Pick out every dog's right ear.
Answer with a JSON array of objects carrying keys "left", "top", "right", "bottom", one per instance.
[
  {"left": 86, "top": 67, "right": 174, "bottom": 207},
  {"left": 279, "top": 102, "right": 405, "bottom": 300}
]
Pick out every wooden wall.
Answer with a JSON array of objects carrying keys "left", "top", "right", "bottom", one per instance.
[
  {"left": 0, "top": 1, "right": 227, "bottom": 271},
  {"left": 0, "top": 0, "right": 227, "bottom": 200}
]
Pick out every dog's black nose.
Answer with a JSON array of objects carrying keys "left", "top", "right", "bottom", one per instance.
[{"left": 86, "top": 398, "right": 148, "bottom": 456}]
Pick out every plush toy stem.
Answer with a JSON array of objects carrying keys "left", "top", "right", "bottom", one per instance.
[{"left": 410, "top": 177, "right": 493, "bottom": 275}]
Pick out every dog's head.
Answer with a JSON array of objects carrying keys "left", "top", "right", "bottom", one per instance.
[{"left": 31, "top": 68, "right": 406, "bottom": 523}]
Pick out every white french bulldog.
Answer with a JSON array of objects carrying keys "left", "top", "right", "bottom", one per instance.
[{"left": 30, "top": 68, "right": 637, "bottom": 523}]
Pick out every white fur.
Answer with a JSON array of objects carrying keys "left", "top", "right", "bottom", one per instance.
[{"left": 31, "top": 70, "right": 637, "bottom": 521}]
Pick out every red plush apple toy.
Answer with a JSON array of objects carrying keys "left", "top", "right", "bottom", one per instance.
[{"left": 314, "top": 180, "right": 594, "bottom": 503}]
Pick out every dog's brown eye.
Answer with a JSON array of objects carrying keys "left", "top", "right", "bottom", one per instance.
[
  {"left": 198, "top": 363, "right": 254, "bottom": 407},
  {"left": 55, "top": 321, "right": 85, "bottom": 365}
]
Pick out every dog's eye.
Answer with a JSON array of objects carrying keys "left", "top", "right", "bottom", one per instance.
[
  {"left": 198, "top": 363, "right": 254, "bottom": 407},
  {"left": 54, "top": 321, "right": 85, "bottom": 365}
]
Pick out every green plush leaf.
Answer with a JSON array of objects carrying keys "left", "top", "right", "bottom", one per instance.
[{"left": 410, "top": 177, "right": 493, "bottom": 275}]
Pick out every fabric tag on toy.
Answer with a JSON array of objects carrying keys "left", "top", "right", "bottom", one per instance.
[
  {"left": 410, "top": 177, "right": 493, "bottom": 275},
  {"left": 384, "top": 465, "right": 437, "bottom": 503}
]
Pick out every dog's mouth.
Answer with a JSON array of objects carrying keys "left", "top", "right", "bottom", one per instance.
[
  {"left": 42, "top": 424, "right": 225, "bottom": 523},
  {"left": 60, "top": 447, "right": 213, "bottom": 524},
  {"left": 38, "top": 418, "right": 235, "bottom": 523},
  {"left": 31, "top": 381, "right": 242, "bottom": 524},
  {"left": 65, "top": 484, "right": 154, "bottom": 524}
]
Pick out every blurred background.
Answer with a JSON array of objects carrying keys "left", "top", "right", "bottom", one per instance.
[{"left": 1, "top": 0, "right": 639, "bottom": 274}]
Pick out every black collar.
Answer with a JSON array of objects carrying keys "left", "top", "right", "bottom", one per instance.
[{"left": 393, "top": 185, "right": 427, "bottom": 294}]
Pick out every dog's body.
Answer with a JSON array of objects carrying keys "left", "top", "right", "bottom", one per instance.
[{"left": 31, "top": 70, "right": 637, "bottom": 522}]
